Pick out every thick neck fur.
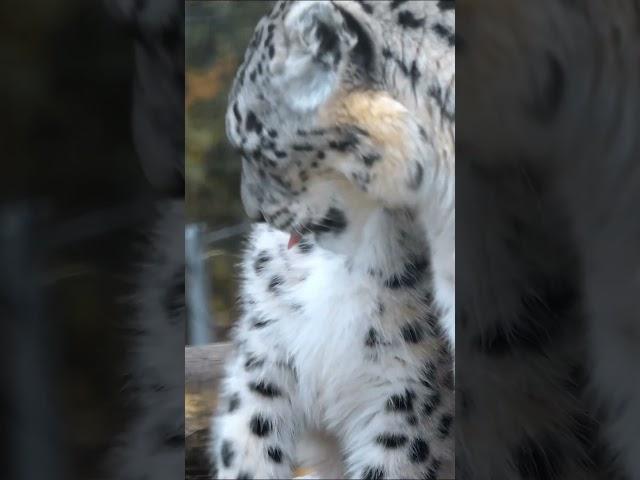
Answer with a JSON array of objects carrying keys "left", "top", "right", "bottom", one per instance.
[{"left": 316, "top": 196, "right": 427, "bottom": 286}]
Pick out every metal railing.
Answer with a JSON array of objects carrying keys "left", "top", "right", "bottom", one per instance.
[{"left": 186, "top": 221, "right": 250, "bottom": 345}]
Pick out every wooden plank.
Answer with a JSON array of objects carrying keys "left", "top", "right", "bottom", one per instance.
[
  {"left": 185, "top": 342, "right": 232, "bottom": 479},
  {"left": 186, "top": 342, "right": 232, "bottom": 387}
]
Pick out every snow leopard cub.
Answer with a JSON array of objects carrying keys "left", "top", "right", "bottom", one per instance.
[{"left": 209, "top": 1, "right": 455, "bottom": 479}]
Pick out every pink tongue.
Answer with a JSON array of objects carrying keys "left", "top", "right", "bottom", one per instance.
[{"left": 288, "top": 232, "right": 302, "bottom": 249}]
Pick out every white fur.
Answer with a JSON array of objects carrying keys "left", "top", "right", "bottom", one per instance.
[
  {"left": 211, "top": 201, "right": 453, "bottom": 478},
  {"left": 213, "top": 2, "right": 456, "bottom": 477}
]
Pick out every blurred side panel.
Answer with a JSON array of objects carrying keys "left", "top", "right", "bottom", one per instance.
[
  {"left": 0, "top": 0, "right": 186, "bottom": 478},
  {"left": 457, "top": 1, "right": 640, "bottom": 479}
]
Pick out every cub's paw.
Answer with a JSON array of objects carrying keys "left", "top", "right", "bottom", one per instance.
[{"left": 322, "top": 90, "right": 439, "bottom": 209}]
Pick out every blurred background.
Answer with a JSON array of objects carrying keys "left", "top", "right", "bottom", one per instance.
[
  {"left": 1, "top": 0, "right": 183, "bottom": 478},
  {"left": 185, "top": 1, "right": 271, "bottom": 344},
  {"left": 185, "top": 3, "right": 273, "bottom": 478},
  {"left": 1, "top": 0, "right": 273, "bottom": 478}
]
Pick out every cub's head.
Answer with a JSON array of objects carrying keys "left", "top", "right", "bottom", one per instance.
[
  {"left": 225, "top": 1, "right": 378, "bottom": 247},
  {"left": 225, "top": 1, "right": 448, "bottom": 251}
]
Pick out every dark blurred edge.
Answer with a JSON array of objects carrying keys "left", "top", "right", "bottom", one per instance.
[
  {"left": 0, "top": 0, "right": 185, "bottom": 479},
  {"left": 1, "top": 205, "right": 66, "bottom": 480},
  {"left": 456, "top": 3, "right": 640, "bottom": 480}
]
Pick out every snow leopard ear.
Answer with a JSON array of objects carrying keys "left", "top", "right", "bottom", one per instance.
[
  {"left": 284, "top": 1, "right": 357, "bottom": 67},
  {"left": 272, "top": 1, "right": 357, "bottom": 112}
]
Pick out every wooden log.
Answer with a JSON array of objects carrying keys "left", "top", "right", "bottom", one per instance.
[
  {"left": 186, "top": 342, "right": 232, "bottom": 388},
  {"left": 185, "top": 342, "right": 232, "bottom": 479}
]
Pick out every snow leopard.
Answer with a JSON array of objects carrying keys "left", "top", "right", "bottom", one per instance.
[
  {"left": 105, "top": 1, "right": 640, "bottom": 480},
  {"left": 209, "top": 1, "right": 455, "bottom": 479}
]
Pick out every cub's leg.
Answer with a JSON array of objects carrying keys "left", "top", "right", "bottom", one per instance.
[
  {"left": 210, "top": 338, "right": 300, "bottom": 479},
  {"left": 340, "top": 376, "right": 453, "bottom": 479},
  {"left": 335, "top": 337, "right": 453, "bottom": 479}
]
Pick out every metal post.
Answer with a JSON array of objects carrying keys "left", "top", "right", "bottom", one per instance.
[
  {"left": 0, "top": 204, "right": 67, "bottom": 480},
  {"left": 186, "top": 223, "right": 213, "bottom": 345}
]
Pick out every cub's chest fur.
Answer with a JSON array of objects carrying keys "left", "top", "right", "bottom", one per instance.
[{"left": 242, "top": 223, "right": 438, "bottom": 407}]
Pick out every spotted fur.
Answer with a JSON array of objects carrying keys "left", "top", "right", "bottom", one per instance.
[
  {"left": 227, "top": 0, "right": 455, "bottom": 349},
  {"left": 211, "top": 219, "right": 453, "bottom": 479},
  {"left": 210, "top": 1, "right": 455, "bottom": 478}
]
